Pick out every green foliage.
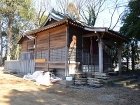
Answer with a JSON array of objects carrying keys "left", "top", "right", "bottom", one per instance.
[
  {"left": 40, "top": 15, "right": 48, "bottom": 26},
  {"left": 0, "top": 0, "right": 37, "bottom": 60},
  {"left": 120, "top": 0, "right": 140, "bottom": 40},
  {"left": 120, "top": 0, "right": 140, "bottom": 71}
]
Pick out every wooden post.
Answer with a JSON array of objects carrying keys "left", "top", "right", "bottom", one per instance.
[
  {"left": 98, "top": 38, "right": 103, "bottom": 73},
  {"left": 47, "top": 33, "right": 50, "bottom": 71},
  {"left": 82, "top": 37, "right": 83, "bottom": 72},
  {"left": 34, "top": 34, "right": 37, "bottom": 72},
  {"left": 65, "top": 24, "right": 69, "bottom": 76},
  {"left": 34, "top": 36, "right": 36, "bottom": 59},
  {"left": 118, "top": 45, "right": 122, "bottom": 76}
]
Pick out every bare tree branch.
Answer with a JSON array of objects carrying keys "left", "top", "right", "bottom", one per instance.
[{"left": 111, "top": 11, "right": 124, "bottom": 30}]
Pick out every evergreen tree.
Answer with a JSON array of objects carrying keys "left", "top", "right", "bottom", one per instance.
[
  {"left": 120, "top": 0, "right": 140, "bottom": 71},
  {"left": 120, "top": 0, "right": 140, "bottom": 40}
]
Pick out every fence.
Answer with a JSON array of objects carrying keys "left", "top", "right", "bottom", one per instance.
[{"left": 4, "top": 60, "right": 35, "bottom": 74}]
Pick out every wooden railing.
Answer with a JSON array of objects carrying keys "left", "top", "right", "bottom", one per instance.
[{"left": 4, "top": 60, "right": 35, "bottom": 74}]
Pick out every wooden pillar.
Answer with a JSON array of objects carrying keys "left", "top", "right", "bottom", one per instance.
[
  {"left": 98, "top": 38, "right": 103, "bottom": 73},
  {"left": 47, "top": 33, "right": 50, "bottom": 71},
  {"left": 34, "top": 35, "right": 37, "bottom": 59},
  {"left": 65, "top": 25, "right": 69, "bottom": 76},
  {"left": 81, "top": 37, "right": 84, "bottom": 72},
  {"left": 34, "top": 34, "right": 37, "bottom": 72},
  {"left": 118, "top": 46, "right": 122, "bottom": 75}
]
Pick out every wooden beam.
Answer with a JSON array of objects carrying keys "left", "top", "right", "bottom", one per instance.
[
  {"left": 102, "top": 39, "right": 119, "bottom": 47},
  {"left": 82, "top": 33, "right": 98, "bottom": 38},
  {"left": 84, "top": 27, "right": 106, "bottom": 32},
  {"left": 35, "top": 59, "right": 46, "bottom": 63},
  {"left": 47, "top": 33, "right": 50, "bottom": 71},
  {"left": 47, "top": 61, "right": 65, "bottom": 63},
  {"left": 47, "top": 33, "right": 50, "bottom": 60}
]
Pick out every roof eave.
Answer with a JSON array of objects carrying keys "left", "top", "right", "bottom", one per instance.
[
  {"left": 41, "top": 12, "right": 64, "bottom": 27},
  {"left": 26, "top": 18, "right": 68, "bottom": 36},
  {"left": 84, "top": 26, "right": 130, "bottom": 42}
]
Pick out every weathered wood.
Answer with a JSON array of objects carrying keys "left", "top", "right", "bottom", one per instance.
[
  {"left": 22, "top": 41, "right": 28, "bottom": 52},
  {"left": 36, "top": 34, "right": 49, "bottom": 51},
  {"left": 35, "top": 59, "right": 46, "bottom": 63},
  {"left": 94, "top": 72, "right": 109, "bottom": 79},
  {"left": 49, "top": 63, "right": 65, "bottom": 69},
  {"left": 65, "top": 25, "right": 69, "bottom": 76},
  {"left": 74, "top": 78, "right": 87, "bottom": 85},
  {"left": 87, "top": 77, "right": 103, "bottom": 87},
  {"left": 47, "top": 61, "right": 65, "bottom": 63},
  {"left": 27, "top": 40, "right": 34, "bottom": 50}
]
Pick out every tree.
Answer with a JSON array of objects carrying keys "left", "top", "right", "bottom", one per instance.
[
  {"left": 81, "top": 0, "right": 106, "bottom": 26},
  {"left": 67, "top": 2, "right": 80, "bottom": 20},
  {"left": 54, "top": 0, "right": 127, "bottom": 28},
  {"left": 55, "top": 0, "right": 69, "bottom": 14},
  {"left": 32, "top": 0, "right": 50, "bottom": 28},
  {"left": 120, "top": 0, "right": 140, "bottom": 71},
  {"left": 0, "top": 0, "right": 35, "bottom": 61},
  {"left": 120, "top": 0, "right": 140, "bottom": 39}
]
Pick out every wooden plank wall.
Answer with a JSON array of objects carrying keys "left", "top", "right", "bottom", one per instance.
[
  {"left": 50, "top": 29, "right": 66, "bottom": 49},
  {"left": 21, "top": 39, "right": 35, "bottom": 60},
  {"left": 21, "top": 41, "right": 28, "bottom": 52},
  {"left": 27, "top": 40, "right": 34, "bottom": 50},
  {"left": 36, "top": 31, "right": 49, "bottom": 52},
  {"left": 35, "top": 25, "right": 66, "bottom": 76}
]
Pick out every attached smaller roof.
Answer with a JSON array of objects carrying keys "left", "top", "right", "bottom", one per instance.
[
  {"left": 17, "top": 35, "right": 35, "bottom": 44},
  {"left": 84, "top": 26, "right": 130, "bottom": 42}
]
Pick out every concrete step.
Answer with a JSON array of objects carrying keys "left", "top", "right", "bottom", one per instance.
[{"left": 114, "top": 79, "right": 138, "bottom": 87}]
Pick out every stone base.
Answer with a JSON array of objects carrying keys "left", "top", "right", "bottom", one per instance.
[{"left": 60, "top": 80, "right": 74, "bottom": 86}]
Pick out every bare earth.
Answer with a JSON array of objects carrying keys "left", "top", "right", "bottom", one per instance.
[{"left": 0, "top": 68, "right": 140, "bottom": 105}]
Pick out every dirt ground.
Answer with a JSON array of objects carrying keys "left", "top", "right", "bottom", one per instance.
[{"left": 0, "top": 67, "right": 140, "bottom": 105}]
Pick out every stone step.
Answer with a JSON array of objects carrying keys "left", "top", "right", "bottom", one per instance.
[
  {"left": 114, "top": 79, "right": 138, "bottom": 87},
  {"left": 125, "top": 83, "right": 139, "bottom": 89}
]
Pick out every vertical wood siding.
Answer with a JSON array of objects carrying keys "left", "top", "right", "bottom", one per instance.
[
  {"left": 50, "top": 29, "right": 66, "bottom": 49},
  {"left": 27, "top": 40, "right": 34, "bottom": 50},
  {"left": 4, "top": 60, "right": 35, "bottom": 74},
  {"left": 22, "top": 41, "right": 28, "bottom": 52},
  {"left": 36, "top": 32, "right": 49, "bottom": 51}
]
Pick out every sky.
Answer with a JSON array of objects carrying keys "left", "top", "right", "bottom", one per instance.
[
  {"left": 94, "top": 0, "right": 129, "bottom": 31},
  {"left": 34, "top": 0, "right": 129, "bottom": 31}
]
